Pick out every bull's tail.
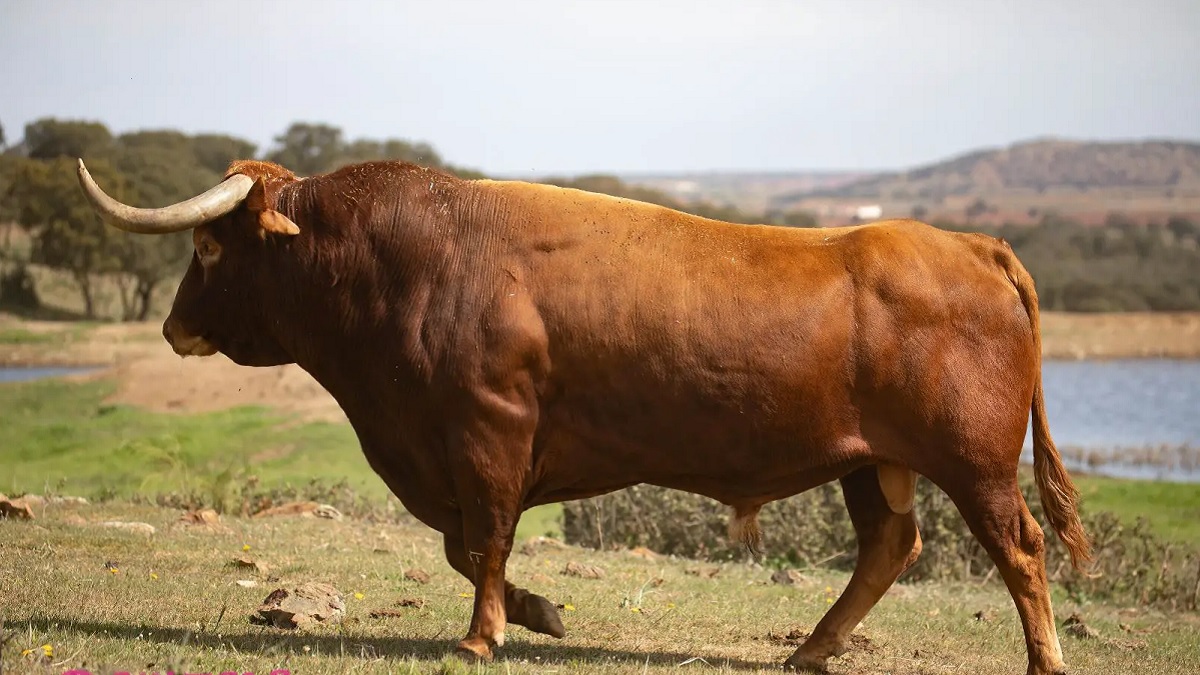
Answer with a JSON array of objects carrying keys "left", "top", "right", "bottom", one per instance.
[{"left": 1005, "top": 253, "right": 1092, "bottom": 571}]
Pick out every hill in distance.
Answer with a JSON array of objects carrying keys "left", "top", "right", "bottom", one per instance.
[{"left": 624, "top": 139, "right": 1200, "bottom": 225}]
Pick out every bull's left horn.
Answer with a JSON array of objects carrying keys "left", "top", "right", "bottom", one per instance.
[{"left": 76, "top": 159, "right": 255, "bottom": 234}]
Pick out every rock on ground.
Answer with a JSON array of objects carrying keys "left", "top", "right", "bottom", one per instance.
[{"left": 251, "top": 582, "right": 346, "bottom": 628}]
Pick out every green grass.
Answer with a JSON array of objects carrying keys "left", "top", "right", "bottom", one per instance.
[
  {"left": 1, "top": 376, "right": 1198, "bottom": 672},
  {"left": 1075, "top": 474, "right": 1200, "bottom": 543},
  {"left": 0, "top": 326, "right": 59, "bottom": 345},
  {"left": 2, "top": 501, "right": 1196, "bottom": 675},
  {"left": 0, "top": 321, "right": 102, "bottom": 346},
  {"left": 0, "top": 376, "right": 558, "bottom": 538},
  {"left": 0, "top": 377, "right": 382, "bottom": 502}
]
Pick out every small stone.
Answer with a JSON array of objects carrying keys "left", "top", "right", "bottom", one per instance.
[
  {"left": 236, "top": 579, "right": 258, "bottom": 588},
  {"left": 0, "top": 496, "right": 34, "bottom": 520},
  {"left": 403, "top": 568, "right": 431, "bottom": 584},
  {"left": 251, "top": 582, "right": 345, "bottom": 628},
  {"left": 99, "top": 521, "right": 156, "bottom": 535},
  {"left": 520, "top": 536, "right": 569, "bottom": 556},
  {"left": 176, "top": 508, "right": 230, "bottom": 533},
  {"left": 252, "top": 501, "right": 321, "bottom": 518},
  {"left": 312, "top": 504, "right": 343, "bottom": 520},
  {"left": 770, "top": 569, "right": 804, "bottom": 586},
  {"left": 180, "top": 508, "right": 221, "bottom": 525},
  {"left": 230, "top": 557, "right": 271, "bottom": 574},
  {"left": 562, "top": 561, "right": 605, "bottom": 579},
  {"left": 1062, "top": 613, "right": 1099, "bottom": 639},
  {"left": 628, "top": 546, "right": 659, "bottom": 560}
]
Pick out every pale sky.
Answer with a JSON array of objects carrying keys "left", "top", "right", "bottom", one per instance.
[{"left": 2, "top": 0, "right": 1198, "bottom": 175}]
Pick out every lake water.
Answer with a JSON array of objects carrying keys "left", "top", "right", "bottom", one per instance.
[
  {"left": 1026, "top": 359, "right": 1200, "bottom": 481},
  {"left": 1039, "top": 360, "right": 1200, "bottom": 449},
  {"left": 2, "top": 359, "right": 1198, "bottom": 478},
  {"left": 0, "top": 365, "right": 101, "bottom": 384}
]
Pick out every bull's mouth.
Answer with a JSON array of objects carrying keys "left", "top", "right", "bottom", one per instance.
[{"left": 170, "top": 333, "right": 219, "bottom": 358}]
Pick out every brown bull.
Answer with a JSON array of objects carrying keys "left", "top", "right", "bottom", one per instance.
[{"left": 77, "top": 158, "right": 1089, "bottom": 674}]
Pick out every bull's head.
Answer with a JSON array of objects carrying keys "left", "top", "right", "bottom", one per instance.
[{"left": 77, "top": 159, "right": 302, "bottom": 367}]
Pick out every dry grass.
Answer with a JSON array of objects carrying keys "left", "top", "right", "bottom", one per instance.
[
  {"left": 1039, "top": 312, "right": 1200, "bottom": 359},
  {"left": 2, "top": 501, "right": 1197, "bottom": 674}
]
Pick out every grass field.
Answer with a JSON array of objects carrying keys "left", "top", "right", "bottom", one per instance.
[
  {"left": 3, "top": 500, "right": 1198, "bottom": 675},
  {"left": 2, "top": 357, "right": 1199, "bottom": 672}
]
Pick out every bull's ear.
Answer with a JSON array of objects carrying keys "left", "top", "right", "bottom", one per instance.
[{"left": 244, "top": 177, "right": 300, "bottom": 236}]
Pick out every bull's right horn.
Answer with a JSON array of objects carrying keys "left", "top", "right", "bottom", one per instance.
[{"left": 76, "top": 159, "right": 255, "bottom": 234}]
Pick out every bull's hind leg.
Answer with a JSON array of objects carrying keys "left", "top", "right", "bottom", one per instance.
[
  {"left": 785, "top": 465, "right": 922, "bottom": 671},
  {"left": 443, "top": 532, "right": 566, "bottom": 639},
  {"left": 942, "top": 476, "right": 1065, "bottom": 675}
]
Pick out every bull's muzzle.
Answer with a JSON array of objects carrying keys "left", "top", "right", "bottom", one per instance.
[{"left": 163, "top": 317, "right": 218, "bottom": 357}]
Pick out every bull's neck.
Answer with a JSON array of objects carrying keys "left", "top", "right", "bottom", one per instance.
[{"left": 267, "top": 178, "right": 503, "bottom": 417}]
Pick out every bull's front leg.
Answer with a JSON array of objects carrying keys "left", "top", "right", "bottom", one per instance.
[
  {"left": 443, "top": 532, "right": 566, "bottom": 639},
  {"left": 446, "top": 415, "right": 537, "bottom": 661}
]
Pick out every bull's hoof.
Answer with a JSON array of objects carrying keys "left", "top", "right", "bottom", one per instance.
[
  {"left": 783, "top": 650, "right": 829, "bottom": 673},
  {"left": 454, "top": 637, "right": 494, "bottom": 663},
  {"left": 522, "top": 594, "right": 566, "bottom": 638}
]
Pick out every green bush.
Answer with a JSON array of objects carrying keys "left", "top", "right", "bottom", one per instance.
[{"left": 562, "top": 475, "right": 1200, "bottom": 611}]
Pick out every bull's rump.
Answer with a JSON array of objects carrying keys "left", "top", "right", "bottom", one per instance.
[{"left": 492, "top": 184, "right": 1035, "bottom": 505}]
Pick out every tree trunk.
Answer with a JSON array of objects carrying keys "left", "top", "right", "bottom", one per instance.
[
  {"left": 75, "top": 271, "right": 96, "bottom": 319},
  {"left": 135, "top": 278, "right": 157, "bottom": 321},
  {"left": 114, "top": 273, "right": 136, "bottom": 321}
]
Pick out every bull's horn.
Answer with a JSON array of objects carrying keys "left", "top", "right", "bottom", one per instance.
[{"left": 76, "top": 159, "right": 255, "bottom": 234}]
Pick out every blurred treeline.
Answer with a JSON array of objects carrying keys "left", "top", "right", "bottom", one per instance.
[
  {"left": 0, "top": 119, "right": 476, "bottom": 320},
  {"left": 937, "top": 216, "right": 1200, "bottom": 312},
  {"left": 1, "top": 118, "right": 1198, "bottom": 321}
]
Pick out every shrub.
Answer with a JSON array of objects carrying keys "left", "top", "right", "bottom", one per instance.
[{"left": 561, "top": 474, "right": 1200, "bottom": 611}]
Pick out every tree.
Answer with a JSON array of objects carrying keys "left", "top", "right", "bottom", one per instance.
[
  {"left": 780, "top": 210, "right": 818, "bottom": 228},
  {"left": 191, "top": 133, "right": 257, "bottom": 175},
  {"left": 0, "top": 119, "right": 6, "bottom": 151},
  {"left": 111, "top": 232, "right": 190, "bottom": 320},
  {"left": 266, "top": 122, "right": 345, "bottom": 176},
  {"left": 7, "top": 156, "right": 128, "bottom": 317},
  {"left": 23, "top": 118, "right": 114, "bottom": 160},
  {"left": 110, "top": 132, "right": 212, "bottom": 319}
]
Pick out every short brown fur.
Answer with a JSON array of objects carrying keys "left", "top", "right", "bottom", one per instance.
[{"left": 143, "top": 159, "right": 1084, "bottom": 674}]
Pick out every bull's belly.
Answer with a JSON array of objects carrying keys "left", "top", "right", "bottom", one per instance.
[{"left": 525, "top": 399, "right": 871, "bottom": 507}]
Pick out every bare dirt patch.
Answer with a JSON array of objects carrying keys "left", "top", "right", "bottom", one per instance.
[{"left": 0, "top": 316, "right": 344, "bottom": 422}]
